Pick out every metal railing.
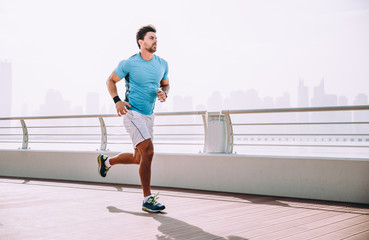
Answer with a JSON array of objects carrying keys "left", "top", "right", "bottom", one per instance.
[
  {"left": 0, "top": 111, "right": 207, "bottom": 152},
  {"left": 1, "top": 106, "right": 368, "bottom": 154},
  {"left": 222, "top": 105, "right": 369, "bottom": 153}
]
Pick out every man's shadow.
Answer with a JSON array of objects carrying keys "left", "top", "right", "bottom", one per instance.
[{"left": 107, "top": 206, "right": 248, "bottom": 240}]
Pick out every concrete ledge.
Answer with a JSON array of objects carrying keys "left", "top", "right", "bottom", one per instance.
[{"left": 1, "top": 149, "right": 368, "bottom": 204}]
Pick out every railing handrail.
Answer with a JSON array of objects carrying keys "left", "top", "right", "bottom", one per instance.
[
  {"left": 222, "top": 105, "right": 369, "bottom": 115},
  {"left": 1, "top": 105, "right": 368, "bottom": 120},
  {"left": 0, "top": 110, "right": 208, "bottom": 121}
]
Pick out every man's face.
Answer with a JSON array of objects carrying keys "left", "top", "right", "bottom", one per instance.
[{"left": 141, "top": 32, "right": 157, "bottom": 53}]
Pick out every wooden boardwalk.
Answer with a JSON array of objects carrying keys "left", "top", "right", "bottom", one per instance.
[{"left": 1, "top": 177, "right": 368, "bottom": 240}]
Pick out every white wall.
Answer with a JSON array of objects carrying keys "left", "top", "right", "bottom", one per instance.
[{"left": 0, "top": 149, "right": 368, "bottom": 204}]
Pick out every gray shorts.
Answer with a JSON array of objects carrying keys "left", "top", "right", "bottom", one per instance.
[{"left": 123, "top": 110, "right": 154, "bottom": 148}]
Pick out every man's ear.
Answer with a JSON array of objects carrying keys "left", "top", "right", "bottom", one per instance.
[{"left": 138, "top": 39, "right": 143, "bottom": 48}]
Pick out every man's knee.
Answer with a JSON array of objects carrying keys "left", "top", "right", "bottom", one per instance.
[
  {"left": 137, "top": 139, "right": 154, "bottom": 159},
  {"left": 143, "top": 143, "right": 154, "bottom": 159}
]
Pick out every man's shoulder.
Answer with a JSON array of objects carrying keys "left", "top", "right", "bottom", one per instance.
[
  {"left": 154, "top": 54, "right": 167, "bottom": 61},
  {"left": 154, "top": 55, "right": 168, "bottom": 66},
  {"left": 118, "top": 53, "right": 140, "bottom": 67},
  {"left": 126, "top": 53, "right": 140, "bottom": 61}
]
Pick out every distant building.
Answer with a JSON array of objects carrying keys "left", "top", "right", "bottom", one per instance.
[
  {"left": 311, "top": 79, "right": 337, "bottom": 107},
  {"left": 173, "top": 95, "right": 194, "bottom": 111},
  {"left": 338, "top": 96, "right": 348, "bottom": 106},
  {"left": 353, "top": 94, "right": 369, "bottom": 134},
  {"left": 39, "top": 89, "right": 71, "bottom": 115},
  {"left": 298, "top": 78, "right": 309, "bottom": 107},
  {"left": 0, "top": 61, "right": 12, "bottom": 116},
  {"left": 353, "top": 94, "right": 368, "bottom": 105},
  {"left": 311, "top": 79, "right": 340, "bottom": 133},
  {"left": 297, "top": 79, "right": 310, "bottom": 123},
  {"left": 206, "top": 92, "right": 222, "bottom": 111},
  {"left": 262, "top": 96, "right": 274, "bottom": 108},
  {"left": 275, "top": 92, "right": 290, "bottom": 108}
]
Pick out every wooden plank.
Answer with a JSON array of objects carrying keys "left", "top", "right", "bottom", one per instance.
[
  {"left": 231, "top": 210, "right": 340, "bottom": 238},
  {"left": 343, "top": 230, "right": 369, "bottom": 240},
  {"left": 279, "top": 215, "right": 369, "bottom": 240},
  {"left": 312, "top": 221, "right": 369, "bottom": 240}
]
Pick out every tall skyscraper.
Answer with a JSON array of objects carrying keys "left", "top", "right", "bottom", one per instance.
[
  {"left": 0, "top": 60, "right": 12, "bottom": 116},
  {"left": 298, "top": 78, "right": 309, "bottom": 107},
  {"left": 311, "top": 79, "right": 337, "bottom": 107},
  {"left": 311, "top": 79, "right": 339, "bottom": 133},
  {"left": 297, "top": 79, "right": 310, "bottom": 124}
]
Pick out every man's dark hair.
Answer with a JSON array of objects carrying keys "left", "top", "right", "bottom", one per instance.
[{"left": 136, "top": 25, "right": 156, "bottom": 49}]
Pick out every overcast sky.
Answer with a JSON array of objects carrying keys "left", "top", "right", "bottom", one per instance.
[{"left": 1, "top": 0, "right": 368, "bottom": 115}]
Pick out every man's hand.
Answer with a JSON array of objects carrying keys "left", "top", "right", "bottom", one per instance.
[
  {"left": 157, "top": 89, "right": 167, "bottom": 102},
  {"left": 116, "top": 101, "right": 131, "bottom": 116}
]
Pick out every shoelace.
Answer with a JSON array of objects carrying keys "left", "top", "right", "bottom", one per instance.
[{"left": 148, "top": 192, "right": 160, "bottom": 205}]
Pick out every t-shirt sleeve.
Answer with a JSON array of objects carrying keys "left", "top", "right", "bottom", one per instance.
[
  {"left": 114, "top": 60, "right": 129, "bottom": 79},
  {"left": 162, "top": 60, "right": 169, "bottom": 80}
]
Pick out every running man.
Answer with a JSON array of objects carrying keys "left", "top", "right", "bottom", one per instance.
[{"left": 97, "top": 25, "right": 169, "bottom": 213}]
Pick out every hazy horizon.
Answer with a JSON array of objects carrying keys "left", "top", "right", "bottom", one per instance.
[{"left": 1, "top": 0, "right": 369, "bottom": 116}]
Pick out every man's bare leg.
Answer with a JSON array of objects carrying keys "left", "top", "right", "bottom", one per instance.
[
  {"left": 107, "top": 139, "right": 153, "bottom": 197},
  {"left": 136, "top": 138, "right": 165, "bottom": 212},
  {"left": 98, "top": 138, "right": 164, "bottom": 211},
  {"left": 135, "top": 139, "right": 154, "bottom": 197},
  {"left": 109, "top": 148, "right": 141, "bottom": 165}
]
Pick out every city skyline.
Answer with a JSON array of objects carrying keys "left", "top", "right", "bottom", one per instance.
[
  {"left": 1, "top": 63, "right": 367, "bottom": 117},
  {"left": 1, "top": 58, "right": 368, "bottom": 117}
]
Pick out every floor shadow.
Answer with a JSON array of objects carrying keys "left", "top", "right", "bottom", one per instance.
[
  {"left": 226, "top": 193, "right": 291, "bottom": 207},
  {"left": 156, "top": 189, "right": 291, "bottom": 208},
  {"left": 114, "top": 186, "right": 123, "bottom": 192},
  {"left": 107, "top": 206, "right": 248, "bottom": 240}
]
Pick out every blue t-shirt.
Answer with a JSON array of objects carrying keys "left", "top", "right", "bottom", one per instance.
[{"left": 114, "top": 53, "right": 169, "bottom": 115}]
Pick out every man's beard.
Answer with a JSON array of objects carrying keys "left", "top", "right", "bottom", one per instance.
[{"left": 146, "top": 45, "right": 157, "bottom": 53}]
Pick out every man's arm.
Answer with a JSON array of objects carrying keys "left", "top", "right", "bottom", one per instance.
[
  {"left": 106, "top": 71, "right": 131, "bottom": 116},
  {"left": 157, "top": 79, "right": 170, "bottom": 102}
]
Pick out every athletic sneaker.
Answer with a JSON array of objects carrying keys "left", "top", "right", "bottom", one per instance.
[
  {"left": 97, "top": 154, "right": 110, "bottom": 177},
  {"left": 142, "top": 193, "right": 165, "bottom": 213}
]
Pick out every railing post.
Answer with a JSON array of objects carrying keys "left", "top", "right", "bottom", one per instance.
[
  {"left": 223, "top": 111, "right": 234, "bottom": 154},
  {"left": 98, "top": 117, "right": 107, "bottom": 151},
  {"left": 20, "top": 119, "right": 28, "bottom": 149},
  {"left": 201, "top": 112, "right": 208, "bottom": 153}
]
